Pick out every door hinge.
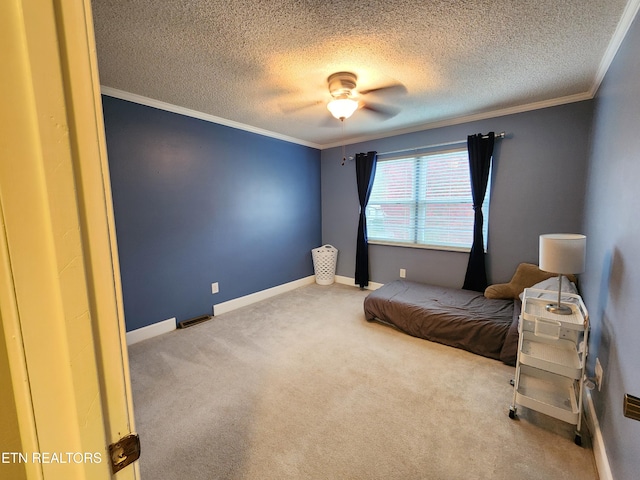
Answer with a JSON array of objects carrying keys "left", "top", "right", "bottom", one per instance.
[{"left": 108, "top": 433, "right": 140, "bottom": 474}]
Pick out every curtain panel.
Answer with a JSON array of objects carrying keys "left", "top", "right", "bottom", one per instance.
[
  {"left": 462, "top": 132, "right": 494, "bottom": 292},
  {"left": 355, "top": 151, "right": 377, "bottom": 288}
]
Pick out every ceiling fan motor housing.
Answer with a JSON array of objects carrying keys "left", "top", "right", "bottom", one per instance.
[{"left": 328, "top": 72, "right": 357, "bottom": 99}]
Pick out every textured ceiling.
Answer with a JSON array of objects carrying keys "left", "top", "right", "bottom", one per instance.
[{"left": 92, "top": 0, "right": 635, "bottom": 148}]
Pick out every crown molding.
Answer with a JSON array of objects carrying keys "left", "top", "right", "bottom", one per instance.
[
  {"left": 98, "top": 87, "right": 592, "bottom": 151},
  {"left": 321, "top": 91, "right": 593, "bottom": 150},
  {"left": 100, "top": 86, "right": 323, "bottom": 150},
  {"left": 589, "top": 0, "right": 640, "bottom": 97}
]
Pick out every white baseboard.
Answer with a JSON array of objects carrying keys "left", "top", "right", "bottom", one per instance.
[
  {"left": 334, "top": 275, "right": 384, "bottom": 290},
  {"left": 125, "top": 275, "right": 378, "bottom": 343},
  {"left": 126, "top": 317, "right": 176, "bottom": 346},
  {"left": 584, "top": 389, "right": 613, "bottom": 480},
  {"left": 214, "top": 276, "right": 316, "bottom": 315}
]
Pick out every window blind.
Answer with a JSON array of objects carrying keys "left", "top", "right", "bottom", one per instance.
[{"left": 366, "top": 148, "right": 490, "bottom": 250}]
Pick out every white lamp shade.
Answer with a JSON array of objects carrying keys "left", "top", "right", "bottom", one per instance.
[
  {"left": 539, "top": 234, "right": 586, "bottom": 274},
  {"left": 327, "top": 98, "right": 358, "bottom": 119}
]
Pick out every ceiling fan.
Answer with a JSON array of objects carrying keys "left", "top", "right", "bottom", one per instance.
[
  {"left": 325, "top": 71, "right": 406, "bottom": 121},
  {"left": 281, "top": 72, "right": 406, "bottom": 123}
]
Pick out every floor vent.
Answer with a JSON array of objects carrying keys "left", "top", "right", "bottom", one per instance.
[
  {"left": 178, "top": 315, "right": 212, "bottom": 329},
  {"left": 623, "top": 394, "right": 640, "bottom": 421}
]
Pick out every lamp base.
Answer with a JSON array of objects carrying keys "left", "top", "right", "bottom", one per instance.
[{"left": 545, "top": 303, "right": 573, "bottom": 315}]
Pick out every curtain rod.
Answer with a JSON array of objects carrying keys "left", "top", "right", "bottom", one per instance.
[{"left": 376, "top": 131, "right": 506, "bottom": 158}]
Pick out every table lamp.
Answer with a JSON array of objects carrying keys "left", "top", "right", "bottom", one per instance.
[{"left": 539, "top": 233, "right": 586, "bottom": 314}]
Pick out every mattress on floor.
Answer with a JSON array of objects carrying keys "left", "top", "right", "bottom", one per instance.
[{"left": 364, "top": 280, "right": 516, "bottom": 361}]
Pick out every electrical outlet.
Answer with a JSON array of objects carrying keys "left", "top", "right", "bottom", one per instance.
[
  {"left": 595, "top": 357, "right": 603, "bottom": 391},
  {"left": 400, "top": 268, "right": 406, "bottom": 278},
  {"left": 211, "top": 282, "right": 219, "bottom": 294}
]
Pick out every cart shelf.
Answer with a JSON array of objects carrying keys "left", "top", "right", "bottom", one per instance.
[
  {"left": 519, "top": 332, "right": 583, "bottom": 379},
  {"left": 521, "top": 289, "right": 587, "bottom": 330},
  {"left": 515, "top": 365, "right": 580, "bottom": 425}
]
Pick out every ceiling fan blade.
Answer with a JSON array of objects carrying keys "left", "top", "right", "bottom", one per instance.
[
  {"left": 361, "top": 102, "right": 400, "bottom": 119},
  {"left": 359, "top": 83, "right": 407, "bottom": 96}
]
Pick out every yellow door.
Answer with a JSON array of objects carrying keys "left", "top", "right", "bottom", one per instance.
[{"left": 0, "top": 1, "right": 139, "bottom": 479}]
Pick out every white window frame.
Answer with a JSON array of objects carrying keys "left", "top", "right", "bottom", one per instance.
[{"left": 366, "top": 147, "right": 490, "bottom": 252}]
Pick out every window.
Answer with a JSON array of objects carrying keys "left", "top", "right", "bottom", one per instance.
[{"left": 366, "top": 148, "right": 490, "bottom": 251}]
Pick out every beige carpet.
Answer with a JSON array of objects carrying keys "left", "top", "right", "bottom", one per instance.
[{"left": 128, "top": 283, "right": 599, "bottom": 480}]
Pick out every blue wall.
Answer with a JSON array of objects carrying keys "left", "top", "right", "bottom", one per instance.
[
  {"left": 321, "top": 101, "right": 593, "bottom": 287},
  {"left": 581, "top": 11, "right": 640, "bottom": 480},
  {"left": 102, "top": 96, "right": 321, "bottom": 331}
]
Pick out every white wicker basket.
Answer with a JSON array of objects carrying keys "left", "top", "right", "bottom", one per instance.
[{"left": 311, "top": 245, "right": 338, "bottom": 285}]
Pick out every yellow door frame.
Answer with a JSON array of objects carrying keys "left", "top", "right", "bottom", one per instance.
[{"left": 1, "top": 1, "right": 138, "bottom": 478}]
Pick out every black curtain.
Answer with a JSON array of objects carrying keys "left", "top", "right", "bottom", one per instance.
[
  {"left": 463, "top": 132, "right": 495, "bottom": 292},
  {"left": 355, "top": 151, "right": 377, "bottom": 288}
]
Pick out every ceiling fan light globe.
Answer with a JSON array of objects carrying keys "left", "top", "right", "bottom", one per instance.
[{"left": 327, "top": 98, "right": 359, "bottom": 120}]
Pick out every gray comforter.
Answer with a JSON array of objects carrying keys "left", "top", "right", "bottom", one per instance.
[{"left": 364, "top": 280, "right": 516, "bottom": 361}]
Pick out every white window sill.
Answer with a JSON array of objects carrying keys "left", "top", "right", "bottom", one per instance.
[{"left": 368, "top": 239, "right": 471, "bottom": 253}]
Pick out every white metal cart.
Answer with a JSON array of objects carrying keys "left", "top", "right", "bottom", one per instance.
[{"left": 508, "top": 288, "right": 589, "bottom": 446}]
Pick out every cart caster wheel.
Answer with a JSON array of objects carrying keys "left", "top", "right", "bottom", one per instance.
[
  {"left": 508, "top": 408, "right": 517, "bottom": 419},
  {"left": 509, "top": 378, "right": 515, "bottom": 386},
  {"left": 574, "top": 434, "right": 582, "bottom": 446}
]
